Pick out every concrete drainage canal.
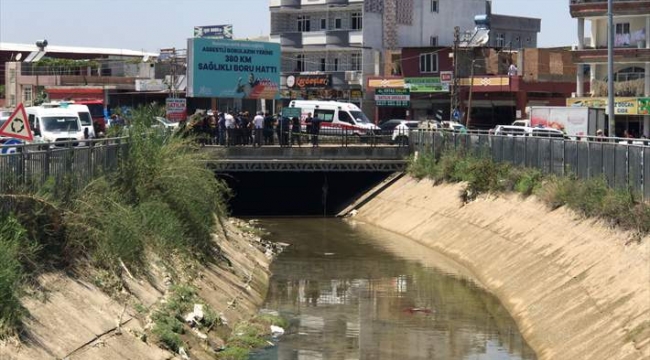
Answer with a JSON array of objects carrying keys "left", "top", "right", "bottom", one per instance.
[{"left": 246, "top": 218, "right": 537, "bottom": 360}]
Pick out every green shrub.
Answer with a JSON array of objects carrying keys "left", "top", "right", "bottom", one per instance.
[
  {"left": 513, "top": 168, "right": 544, "bottom": 196},
  {"left": 0, "top": 216, "right": 38, "bottom": 338},
  {"left": 217, "top": 346, "right": 250, "bottom": 360},
  {"left": 407, "top": 148, "right": 650, "bottom": 237}
]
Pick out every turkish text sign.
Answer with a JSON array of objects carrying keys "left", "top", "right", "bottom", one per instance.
[
  {"left": 166, "top": 98, "right": 187, "bottom": 121},
  {"left": 187, "top": 38, "right": 281, "bottom": 99}
]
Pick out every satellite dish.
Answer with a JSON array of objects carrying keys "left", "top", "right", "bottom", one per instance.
[{"left": 15, "top": 53, "right": 22, "bottom": 61}]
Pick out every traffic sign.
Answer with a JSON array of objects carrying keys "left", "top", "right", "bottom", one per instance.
[
  {"left": 0, "top": 103, "right": 33, "bottom": 141},
  {"left": 1, "top": 139, "right": 22, "bottom": 154}
]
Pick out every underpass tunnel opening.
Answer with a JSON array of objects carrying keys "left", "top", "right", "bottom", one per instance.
[{"left": 217, "top": 172, "right": 391, "bottom": 216}]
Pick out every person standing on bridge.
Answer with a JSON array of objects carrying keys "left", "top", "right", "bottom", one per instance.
[
  {"left": 225, "top": 111, "right": 236, "bottom": 146},
  {"left": 253, "top": 111, "right": 264, "bottom": 147},
  {"left": 310, "top": 113, "right": 321, "bottom": 147},
  {"left": 291, "top": 116, "right": 302, "bottom": 147}
]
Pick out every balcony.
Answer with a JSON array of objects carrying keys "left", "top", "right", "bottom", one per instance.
[
  {"left": 327, "top": 31, "right": 349, "bottom": 46},
  {"left": 327, "top": 0, "right": 348, "bottom": 4},
  {"left": 349, "top": 31, "right": 363, "bottom": 45},
  {"left": 572, "top": 47, "right": 650, "bottom": 63},
  {"left": 570, "top": 0, "right": 650, "bottom": 18},
  {"left": 280, "top": 33, "right": 303, "bottom": 47},
  {"left": 303, "top": 31, "right": 328, "bottom": 45}
]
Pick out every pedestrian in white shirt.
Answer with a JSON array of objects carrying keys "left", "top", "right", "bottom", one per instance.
[
  {"left": 225, "top": 112, "right": 236, "bottom": 146},
  {"left": 253, "top": 111, "right": 264, "bottom": 147}
]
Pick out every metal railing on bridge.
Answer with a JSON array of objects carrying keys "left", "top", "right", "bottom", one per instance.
[
  {"left": 0, "top": 137, "right": 128, "bottom": 193},
  {"left": 411, "top": 130, "right": 650, "bottom": 201}
]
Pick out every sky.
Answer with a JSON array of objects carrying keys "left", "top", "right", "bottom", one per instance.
[{"left": 0, "top": 0, "right": 578, "bottom": 52}]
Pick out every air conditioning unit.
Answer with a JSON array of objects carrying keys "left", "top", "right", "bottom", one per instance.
[{"left": 345, "top": 71, "right": 357, "bottom": 82}]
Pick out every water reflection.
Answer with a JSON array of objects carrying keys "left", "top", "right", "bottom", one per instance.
[{"left": 251, "top": 219, "right": 536, "bottom": 360}]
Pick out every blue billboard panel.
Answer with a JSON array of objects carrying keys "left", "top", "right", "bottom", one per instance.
[
  {"left": 194, "top": 25, "right": 233, "bottom": 39},
  {"left": 187, "top": 38, "right": 281, "bottom": 99}
]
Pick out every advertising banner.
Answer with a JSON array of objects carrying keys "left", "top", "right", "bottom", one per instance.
[
  {"left": 187, "top": 38, "right": 281, "bottom": 99},
  {"left": 638, "top": 98, "right": 650, "bottom": 115},
  {"left": 287, "top": 74, "right": 331, "bottom": 89},
  {"left": 567, "top": 97, "right": 639, "bottom": 115},
  {"left": 405, "top": 77, "right": 448, "bottom": 92},
  {"left": 366, "top": 77, "right": 405, "bottom": 89},
  {"left": 166, "top": 98, "right": 187, "bottom": 121},
  {"left": 194, "top": 25, "right": 233, "bottom": 39},
  {"left": 375, "top": 88, "right": 410, "bottom": 107}
]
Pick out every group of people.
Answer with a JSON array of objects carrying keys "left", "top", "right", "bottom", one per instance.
[{"left": 182, "top": 111, "right": 323, "bottom": 147}]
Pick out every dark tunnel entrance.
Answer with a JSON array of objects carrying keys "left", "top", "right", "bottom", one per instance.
[{"left": 217, "top": 172, "right": 391, "bottom": 216}]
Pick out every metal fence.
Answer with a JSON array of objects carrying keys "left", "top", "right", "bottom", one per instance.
[
  {"left": 411, "top": 131, "right": 650, "bottom": 201},
  {"left": 0, "top": 138, "right": 128, "bottom": 194}
]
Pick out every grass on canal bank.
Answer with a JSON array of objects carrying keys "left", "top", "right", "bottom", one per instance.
[
  {"left": 408, "top": 150, "right": 650, "bottom": 238},
  {"left": 0, "top": 104, "right": 232, "bottom": 346}
]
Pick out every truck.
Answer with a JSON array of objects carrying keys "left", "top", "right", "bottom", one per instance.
[{"left": 528, "top": 106, "right": 606, "bottom": 137}]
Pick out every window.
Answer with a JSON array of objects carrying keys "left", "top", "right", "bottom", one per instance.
[
  {"left": 338, "top": 111, "right": 354, "bottom": 124},
  {"left": 615, "top": 22, "right": 631, "bottom": 46},
  {"left": 495, "top": 33, "right": 505, "bottom": 47},
  {"left": 430, "top": 36, "right": 438, "bottom": 46},
  {"left": 297, "top": 15, "right": 311, "bottom": 32},
  {"left": 616, "top": 67, "right": 645, "bottom": 82},
  {"left": 320, "top": 18, "right": 327, "bottom": 30},
  {"left": 419, "top": 53, "right": 438, "bottom": 73},
  {"left": 23, "top": 86, "right": 32, "bottom": 104},
  {"left": 296, "top": 54, "right": 305, "bottom": 72},
  {"left": 314, "top": 109, "right": 334, "bottom": 121},
  {"left": 320, "top": 58, "right": 326, "bottom": 72},
  {"left": 335, "top": 18, "right": 342, "bottom": 29},
  {"left": 333, "top": 58, "right": 339, "bottom": 71},
  {"left": 351, "top": 53, "right": 361, "bottom": 71},
  {"left": 526, "top": 36, "right": 532, "bottom": 45},
  {"left": 430, "top": 0, "right": 438, "bottom": 13},
  {"left": 351, "top": 12, "right": 362, "bottom": 30}
]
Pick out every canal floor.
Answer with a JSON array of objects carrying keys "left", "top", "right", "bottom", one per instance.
[{"left": 250, "top": 218, "right": 537, "bottom": 360}]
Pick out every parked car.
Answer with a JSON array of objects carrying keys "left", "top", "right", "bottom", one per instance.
[
  {"left": 528, "top": 127, "right": 565, "bottom": 138},
  {"left": 390, "top": 120, "right": 420, "bottom": 145},
  {"left": 439, "top": 121, "right": 467, "bottom": 133},
  {"left": 494, "top": 125, "right": 529, "bottom": 137},
  {"left": 153, "top": 116, "right": 180, "bottom": 130},
  {"left": 512, "top": 119, "right": 531, "bottom": 127}
]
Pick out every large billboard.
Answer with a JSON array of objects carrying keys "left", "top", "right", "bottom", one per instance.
[{"left": 187, "top": 38, "right": 281, "bottom": 99}]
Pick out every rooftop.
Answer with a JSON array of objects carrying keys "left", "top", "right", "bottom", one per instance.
[{"left": 0, "top": 42, "right": 159, "bottom": 58}]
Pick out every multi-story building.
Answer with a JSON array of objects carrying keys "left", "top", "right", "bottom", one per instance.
[
  {"left": 269, "top": 0, "right": 488, "bottom": 112},
  {"left": 571, "top": 0, "right": 650, "bottom": 137}
]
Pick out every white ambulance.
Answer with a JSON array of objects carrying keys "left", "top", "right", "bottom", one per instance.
[{"left": 288, "top": 100, "right": 379, "bottom": 136}]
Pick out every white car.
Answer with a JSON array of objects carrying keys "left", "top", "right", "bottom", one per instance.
[
  {"left": 153, "top": 116, "right": 180, "bottom": 130},
  {"left": 391, "top": 120, "right": 420, "bottom": 145},
  {"left": 494, "top": 125, "right": 529, "bottom": 137}
]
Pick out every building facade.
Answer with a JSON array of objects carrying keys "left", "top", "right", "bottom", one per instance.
[
  {"left": 384, "top": 46, "right": 578, "bottom": 128},
  {"left": 269, "top": 0, "right": 487, "bottom": 113},
  {"left": 571, "top": 0, "right": 650, "bottom": 137},
  {"left": 1, "top": 42, "right": 162, "bottom": 111}
]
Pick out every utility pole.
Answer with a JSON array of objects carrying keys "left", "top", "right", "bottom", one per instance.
[
  {"left": 450, "top": 26, "right": 460, "bottom": 120},
  {"left": 607, "top": 0, "right": 615, "bottom": 135},
  {"left": 467, "top": 59, "right": 475, "bottom": 129}
]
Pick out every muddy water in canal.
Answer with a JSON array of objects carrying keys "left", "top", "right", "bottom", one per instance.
[{"left": 251, "top": 218, "right": 537, "bottom": 360}]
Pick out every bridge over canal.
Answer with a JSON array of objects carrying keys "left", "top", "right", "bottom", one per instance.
[{"left": 201, "top": 145, "right": 410, "bottom": 172}]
